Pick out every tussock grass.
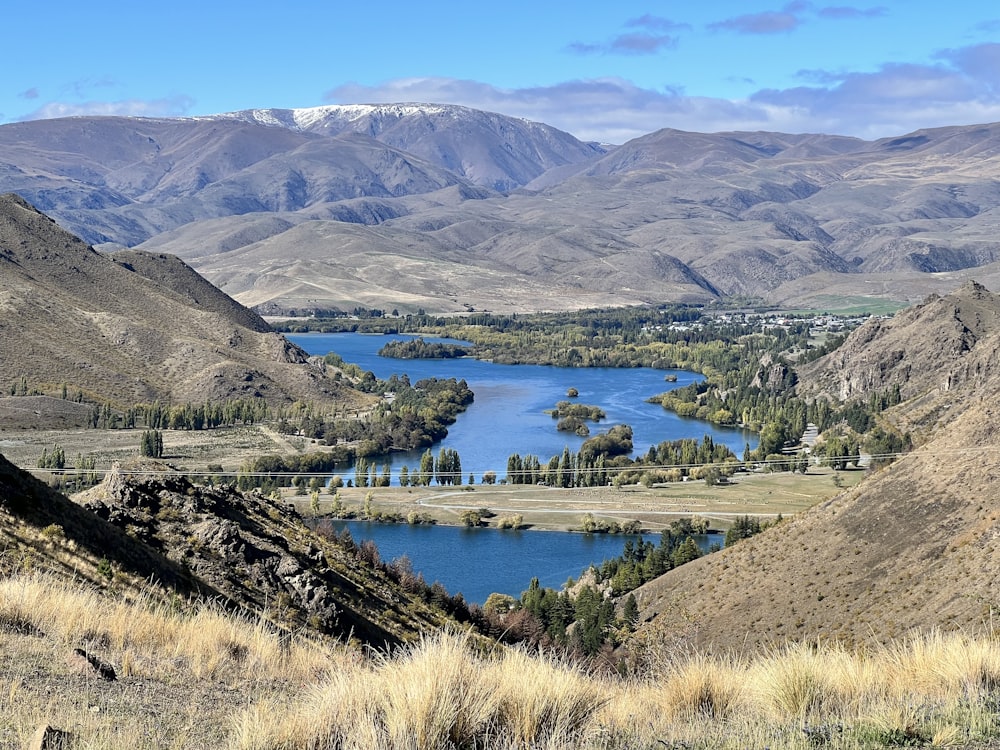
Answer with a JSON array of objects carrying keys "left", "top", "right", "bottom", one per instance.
[
  {"left": 229, "top": 628, "right": 1000, "bottom": 749},
  {"left": 655, "top": 652, "right": 745, "bottom": 719},
  {"left": 0, "top": 573, "right": 336, "bottom": 682},
  {"left": 7, "top": 572, "right": 1000, "bottom": 748},
  {"left": 235, "top": 632, "right": 607, "bottom": 750}
]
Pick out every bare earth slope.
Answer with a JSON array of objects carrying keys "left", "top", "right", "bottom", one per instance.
[
  {"left": 632, "top": 281, "right": 1000, "bottom": 652},
  {"left": 0, "top": 194, "right": 367, "bottom": 412}
]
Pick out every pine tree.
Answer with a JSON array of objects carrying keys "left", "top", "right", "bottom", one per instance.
[
  {"left": 622, "top": 593, "right": 639, "bottom": 631},
  {"left": 140, "top": 430, "right": 163, "bottom": 458}
]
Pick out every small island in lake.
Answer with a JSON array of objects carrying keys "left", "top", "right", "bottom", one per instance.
[
  {"left": 546, "top": 400, "right": 606, "bottom": 436},
  {"left": 377, "top": 338, "right": 471, "bottom": 359}
]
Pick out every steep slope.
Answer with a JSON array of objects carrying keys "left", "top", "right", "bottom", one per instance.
[
  {"left": 0, "top": 194, "right": 367, "bottom": 413},
  {"left": 631, "top": 281, "right": 1000, "bottom": 652},
  {"left": 797, "top": 281, "right": 1000, "bottom": 407},
  {"left": 0, "top": 453, "right": 450, "bottom": 647}
]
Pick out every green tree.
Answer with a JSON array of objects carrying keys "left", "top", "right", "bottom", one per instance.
[
  {"left": 139, "top": 430, "right": 163, "bottom": 459},
  {"left": 671, "top": 537, "right": 702, "bottom": 567},
  {"left": 622, "top": 593, "right": 639, "bottom": 631},
  {"left": 724, "top": 515, "right": 762, "bottom": 547},
  {"left": 38, "top": 445, "right": 67, "bottom": 469},
  {"left": 419, "top": 449, "right": 434, "bottom": 486}
]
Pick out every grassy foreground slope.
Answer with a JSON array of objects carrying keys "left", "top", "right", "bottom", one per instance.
[{"left": 6, "top": 574, "right": 1000, "bottom": 748}]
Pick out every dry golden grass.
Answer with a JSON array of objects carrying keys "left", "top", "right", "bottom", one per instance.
[
  {"left": 6, "top": 572, "right": 1000, "bottom": 748},
  {"left": 0, "top": 572, "right": 345, "bottom": 748},
  {"left": 233, "top": 633, "right": 607, "bottom": 750},
  {"left": 233, "top": 628, "right": 1000, "bottom": 749},
  {"left": 0, "top": 573, "right": 336, "bottom": 683}
]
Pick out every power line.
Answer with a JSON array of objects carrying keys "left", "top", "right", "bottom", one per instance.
[{"left": 19, "top": 446, "right": 954, "bottom": 483}]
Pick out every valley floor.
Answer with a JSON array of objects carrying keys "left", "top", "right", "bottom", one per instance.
[
  {"left": 288, "top": 466, "right": 867, "bottom": 532},
  {"left": 0, "top": 423, "right": 867, "bottom": 533}
]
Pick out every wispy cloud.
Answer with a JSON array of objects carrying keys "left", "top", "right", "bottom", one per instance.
[
  {"left": 18, "top": 95, "right": 196, "bottom": 121},
  {"left": 709, "top": 9, "right": 802, "bottom": 34},
  {"left": 817, "top": 5, "right": 888, "bottom": 20},
  {"left": 568, "top": 34, "right": 679, "bottom": 55},
  {"left": 325, "top": 40, "right": 1000, "bottom": 143},
  {"left": 19, "top": 88, "right": 40, "bottom": 100},
  {"left": 625, "top": 14, "right": 691, "bottom": 32},
  {"left": 709, "top": 3, "right": 886, "bottom": 34},
  {"left": 751, "top": 47, "right": 1000, "bottom": 136},
  {"left": 936, "top": 42, "right": 1000, "bottom": 93},
  {"left": 568, "top": 14, "right": 687, "bottom": 56}
]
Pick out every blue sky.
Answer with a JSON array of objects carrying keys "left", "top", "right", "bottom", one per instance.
[{"left": 4, "top": 1, "right": 999, "bottom": 143}]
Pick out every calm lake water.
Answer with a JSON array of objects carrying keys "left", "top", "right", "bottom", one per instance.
[
  {"left": 331, "top": 520, "right": 722, "bottom": 605},
  {"left": 287, "top": 332, "right": 757, "bottom": 480},
  {"left": 289, "top": 331, "right": 748, "bottom": 602}
]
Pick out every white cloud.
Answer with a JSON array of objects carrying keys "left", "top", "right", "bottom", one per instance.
[
  {"left": 325, "top": 39, "right": 1000, "bottom": 144},
  {"left": 17, "top": 95, "right": 195, "bottom": 122}
]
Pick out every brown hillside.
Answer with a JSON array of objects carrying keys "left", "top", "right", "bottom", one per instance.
[
  {"left": 632, "top": 281, "right": 1000, "bottom": 652},
  {"left": 0, "top": 452, "right": 449, "bottom": 647},
  {"left": 797, "top": 280, "right": 1000, "bottom": 406},
  {"left": 0, "top": 194, "right": 369, "bottom": 416}
]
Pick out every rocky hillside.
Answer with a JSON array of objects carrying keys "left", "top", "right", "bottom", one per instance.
[
  {"left": 796, "top": 280, "right": 1000, "bottom": 431},
  {"left": 0, "top": 453, "right": 203, "bottom": 596},
  {"left": 0, "top": 453, "right": 449, "bottom": 647},
  {"left": 5, "top": 109, "right": 1000, "bottom": 312},
  {"left": 630, "top": 281, "right": 1000, "bottom": 652},
  {"left": 0, "top": 194, "right": 369, "bottom": 416}
]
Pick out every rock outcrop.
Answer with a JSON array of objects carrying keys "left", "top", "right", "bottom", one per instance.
[{"left": 77, "top": 467, "right": 444, "bottom": 646}]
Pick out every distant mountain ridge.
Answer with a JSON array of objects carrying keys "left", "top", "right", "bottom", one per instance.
[
  {"left": 215, "top": 103, "right": 608, "bottom": 191},
  {"left": 4, "top": 105, "right": 1000, "bottom": 312}
]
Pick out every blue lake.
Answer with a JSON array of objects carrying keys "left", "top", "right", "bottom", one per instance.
[
  {"left": 287, "top": 332, "right": 757, "bottom": 481},
  {"left": 330, "top": 519, "right": 722, "bottom": 605},
  {"left": 288, "top": 332, "right": 749, "bottom": 602}
]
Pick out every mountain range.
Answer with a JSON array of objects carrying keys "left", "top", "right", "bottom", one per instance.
[{"left": 5, "top": 105, "right": 1000, "bottom": 313}]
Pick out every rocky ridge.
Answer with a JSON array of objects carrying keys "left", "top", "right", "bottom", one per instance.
[
  {"left": 0, "top": 452, "right": 448, "bottom": 647},
  {"left": 76, "top": 466, "right": 446, "bottom": 646}
]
